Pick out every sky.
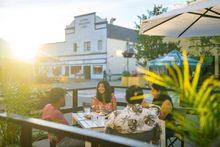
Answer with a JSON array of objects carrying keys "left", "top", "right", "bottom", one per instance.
[{"left": 0, "top": 0, "right": 187, "bottom": 62}]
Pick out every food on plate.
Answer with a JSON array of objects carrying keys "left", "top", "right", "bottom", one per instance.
[{"left": 84, "top": 114, "right": 92, "bottom": 119}]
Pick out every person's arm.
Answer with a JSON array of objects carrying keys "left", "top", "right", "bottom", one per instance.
[
  {"left": 142, "top": 99, "right": 149, "bottom": 108},
  {"left": 105, "top": 111, "right": 116, "bottom": 130},
  {"left": 91, "top": 97, "right": 98, "bottom": 112},
  {"left": 111, "top": 94, "right": 117, "bottom": 111},
  {"left": 159, "top": 100, "right": 172, "bottom": 120}
]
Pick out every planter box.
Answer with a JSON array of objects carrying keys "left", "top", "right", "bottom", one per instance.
[
  {"left": 59, "top": 76, "right": 69, "bottom": 83},
  {"left": 121, "top": 76, "right": 146, "bottom": 87},
  {"left": 121, "top": 77, "right": 129, "bottom": 86}
]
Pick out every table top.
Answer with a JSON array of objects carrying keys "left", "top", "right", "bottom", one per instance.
[
  {"left": 72, "top": 112, "right": 106, "bottom": 131},
  {"left": 72, "top": 112, "right": 166, "bottom": 146}
]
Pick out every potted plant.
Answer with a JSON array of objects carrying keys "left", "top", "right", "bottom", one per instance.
[
  {"left": 121, "top": 71, "right": 130, "bottom": 86},
  {"left": 121, "top": 70, "right": 146, "bottom": 87},
  {"left": 138, "top": 50, "right": 220, "bottom": 146}
]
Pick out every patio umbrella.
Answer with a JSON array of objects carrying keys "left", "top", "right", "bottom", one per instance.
[
  {"left": 148, "top": 50, "right": 198, "bottom": 67},
  {"left": 139, "top": 0, "right": 220, "bottom": 75},
  {"left": 139, "top": 0, "right": 220, "bottom": 38}
]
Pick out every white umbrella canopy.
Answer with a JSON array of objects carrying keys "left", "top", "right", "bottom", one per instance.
[{"left": 139, "top": 0, "right": 220, "bottom": 37}]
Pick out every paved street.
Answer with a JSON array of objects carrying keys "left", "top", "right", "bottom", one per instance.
[
  {"left": 52, "top": 79, "right": 154, "bottom": 109},
  {"left": 51, "top": 79, "right": 122, "bottom": 89}
]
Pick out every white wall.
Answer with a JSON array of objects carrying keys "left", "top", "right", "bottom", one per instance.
[
  {"left": 38, "top": 13, "right": 137, "bottom": 80},
  {"left": 107, "top": 38, "right": 136, "bottom": 75},
  {"left": 40, "top": 42, "right": 65, "bottom": 56},
  {"left": 65, "top": 13, "right": 107, "bottom": 55}
]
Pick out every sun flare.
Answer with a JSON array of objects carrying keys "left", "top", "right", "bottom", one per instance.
[{"left": 10, "top": 40, "right": 39, "bottom": 63}]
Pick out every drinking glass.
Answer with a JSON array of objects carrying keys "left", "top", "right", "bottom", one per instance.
[{"left": 83, "top": 102, "right": 91, "bottom": 114}]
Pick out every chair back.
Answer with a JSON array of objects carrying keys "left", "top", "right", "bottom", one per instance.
[
  {"left": 106, "top": 126, "right": 160, "bottom": 144},
  {"left": 159, "top": 119, "right": 166, "bottom": 147}
]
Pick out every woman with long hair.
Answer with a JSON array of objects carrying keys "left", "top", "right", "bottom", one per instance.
[
  {"left": 150, "top": 83, "right": 174, "bottom": 139},
  {"left": 91, "top": 80, "right": 116, "bottom": 113},
  {"left": 150, "top": 83, "right": 173, "bottom": 120}
]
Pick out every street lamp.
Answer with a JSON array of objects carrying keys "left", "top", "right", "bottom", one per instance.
[{"left": 122, "top": 40, "right": 134, "bottom": 72}]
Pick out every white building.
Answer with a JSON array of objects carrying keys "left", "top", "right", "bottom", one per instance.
[{"left": 37, "top": 12, "right": 137, "bottom": 80}]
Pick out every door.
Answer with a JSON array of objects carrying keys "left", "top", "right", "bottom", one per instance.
[{"left": 84, "top": 66, "right": 91, "bottom": 80}]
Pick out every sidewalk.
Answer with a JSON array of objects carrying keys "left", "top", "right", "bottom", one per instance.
[{"left": 52, "top": 79, "right": 121, "bottom": 89}]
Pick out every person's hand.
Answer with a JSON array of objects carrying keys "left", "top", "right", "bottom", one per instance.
[{"left": 142, "top": 101, "right": 150, "bottom": 108}]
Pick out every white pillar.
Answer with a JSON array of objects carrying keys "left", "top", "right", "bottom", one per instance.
[{"left": 61, "top": 65, "right": 65, "bottom": 76}]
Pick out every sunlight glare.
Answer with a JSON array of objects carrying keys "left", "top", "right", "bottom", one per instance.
[{"left": 10, "top": 39, "right": 39, "bottom": 63}]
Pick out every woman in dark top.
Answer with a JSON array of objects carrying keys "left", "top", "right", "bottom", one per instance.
[{"left": 150, "top": 83, "right": 174, "bottom": 138}]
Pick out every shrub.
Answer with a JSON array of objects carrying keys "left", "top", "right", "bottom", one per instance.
[{"left": 122, "top": 71, "right": 131, "bottom": 77}]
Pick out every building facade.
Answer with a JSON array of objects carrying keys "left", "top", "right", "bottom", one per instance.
[{"left": 37, "top": 12, "right": 137, "bottom": 80}]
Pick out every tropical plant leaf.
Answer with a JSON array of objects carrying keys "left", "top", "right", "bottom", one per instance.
[{"left": 138, "top": 50, "right": 220, "bottom": 146}]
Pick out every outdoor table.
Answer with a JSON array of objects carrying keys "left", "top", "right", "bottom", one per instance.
[
  {"left": 72, "top": 112, "right": 107, "bottom": 147},
  {"left": 72, "top": 110, "right": 166, "bottom": 147},
  {"left": 72, "top": 112, "right": 106, "bottom": 132}
]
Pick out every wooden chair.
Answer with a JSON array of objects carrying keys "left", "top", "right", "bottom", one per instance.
[{"left": 106, "top": 121, "right": 163, "bottom": 145}]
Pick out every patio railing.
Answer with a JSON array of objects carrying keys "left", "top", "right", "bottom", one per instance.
[
  {"left": 0, "top": 86, "right": 155, "bottom": 147},
  {"left": 1, "top": 86, "right": 218, "bottom": 146},
  {"left": 0, "top": 112, "right": 149, "bottom": 147}
]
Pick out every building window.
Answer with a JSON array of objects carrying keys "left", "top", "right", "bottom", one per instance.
[
  {"left": 98, "top": 40, "right": 102, "bottom": 50},
  {"left": 73, "top": 43, "right": 77, "bottom": 52},
  {"left": 84, "top": 41, "right": 91, "bottom": 51},
  {"left": 93, "top": 65, "right": 103, "bottom": 74},
  {"left": 71, "top": 66, "right": 81, "bottom": 74}
]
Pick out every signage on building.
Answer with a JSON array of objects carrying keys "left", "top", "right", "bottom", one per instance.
[{"left": 79, "top": 18, "right": 90, "bottom": 28}]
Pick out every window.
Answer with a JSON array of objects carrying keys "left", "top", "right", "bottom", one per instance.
[
  {"left": 73, "top": 43, "right": 77, "bottom": 52},
  {"left": 93, "top": 65, "right": 103, "bottom": 74},
  {"left": 98, "top": 40, "right": 102, "bottom": 50},
  {"left": 84, "top": 41, "right": 91, "bottom": 51},
  {"left": 71, "top": 66, "right": 81, "bottom": 74}
]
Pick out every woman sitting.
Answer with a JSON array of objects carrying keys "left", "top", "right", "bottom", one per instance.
[
  {"left": 105, "top": 85, "right": 160, "bottom": 144},
  {"left": 145, "top": 83, "right": 174, "bottom": 138},
  {"left": 91, "top": 80, "right": 116, "bottom": 113},
  {"left": 150, "top": 83, "right": 173, "bottom": 120}
]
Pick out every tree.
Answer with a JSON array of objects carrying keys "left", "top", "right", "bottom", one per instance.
[
  {"left": 135, "top": 5, "right": 180, "bottom": 67},
  {"left": 187, "top": 36, "right": 220, "bottom": 56},
  {"left": 186, "top": 36, "right": 220, "bottom": 78}
]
